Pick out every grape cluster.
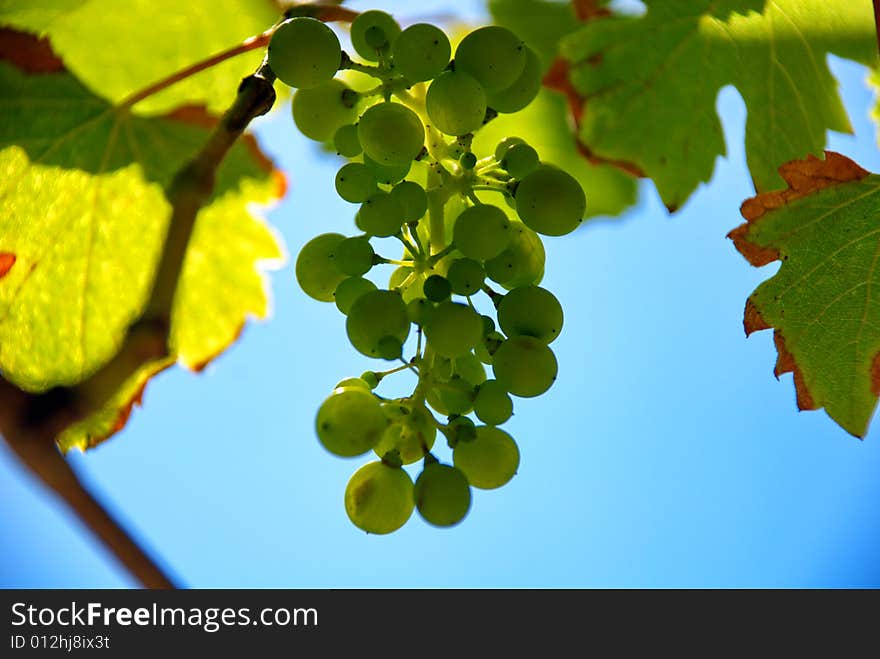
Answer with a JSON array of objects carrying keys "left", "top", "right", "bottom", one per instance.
[{"left": 270, "top": 11, "right": 585, "bottom": 533}]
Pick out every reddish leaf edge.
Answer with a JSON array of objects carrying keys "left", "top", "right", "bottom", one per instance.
[
  {"left": 0, "top": 29, "right": 287, "bottom": 447},
  {"left": 729, "top": 151, "right": 872, "bottom": 436},
  {"left": 0, "top": 253, "right": 15, "bottom": 279}
]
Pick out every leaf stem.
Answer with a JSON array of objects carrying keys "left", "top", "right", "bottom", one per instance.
[
  {"left": 120, "top": 3, "right": 359, "bottom": 110},
  {"left": 120, "top": 30, "right": 274, "bottom": 109}
]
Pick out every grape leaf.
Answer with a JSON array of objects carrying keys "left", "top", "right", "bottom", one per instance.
[
  {"left": 485, "top": 0, "right": 637, "bottom": 219},
  {"left": 560, "top": 0, "right": 877, "bottom": 211},
  {"left": 0, "top": 0, "right": 89, "bottom": 33},
  {"left": 0, "top": 0, "right": 279, "bottom": 115},
  {"left": 0, "top": 42, "right": 284, "bottom": 450},
  {"left": 729, "top": 151, "right": 880, "bottom": 437},
  {"left": 489, "top": 0, "right": 584, "bottom": 67}
]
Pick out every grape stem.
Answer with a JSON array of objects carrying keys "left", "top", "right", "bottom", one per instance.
[
  {"left": 394, "top": 270, "right": 418, "bottom": 291},
  {"left": 395, "top": 233, "right": 420, "bottom": 259},
  {"left": 340, "top": 56, "right": 386, "bottom": 79},
  {"left": 120, "top": 3, "right": 357, "bottom": 109},
  {"left": 426, "top": 169, "right": 447, "bottom": 255},
  {"left": 407, "top": 223, "right": 427, "bottom": 257},
  {"left": 376, "top": 362, "right": 417, "bottom": 379},
  {"left": 471, "top": 184, "right": 509, "bottom": 194}
]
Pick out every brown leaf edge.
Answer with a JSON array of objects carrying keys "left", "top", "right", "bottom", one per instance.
[
  {"left": 541, "top": 7, "right": 646, "bottom": 185},
  {"left": 0, "top": 27, "right": 64, "bottom": 73},
  {"left": 1, "top": 31, "right": 286, "bottom": 448},
  {"left": 729, "top": 151, "right": 872, "bottom": 427},
  {"left": 0, "top": 252, "right": 15, "bottom": 278}
]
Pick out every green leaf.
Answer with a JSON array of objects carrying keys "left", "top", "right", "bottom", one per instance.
[
  {"left": 485, "top": 0, "right": 636, "bottom": 219},
  {"left": 729, "top": 151, "right": 880, "bottom": 437},
  {"left": 561, "top": 0, "right": 877, "bottom": 211},
  {"left": 0, "top": 0, "right": 279, "bottom": 115},
  {"left": 57, "top": 356, "right": 175, "bottom": 453},
  {"left": 0, "top": 59, "right": 284, "bottom": 408},
  {"left": 0, "top": 0, "right": 89, "bottom": 34},
  {"left": 488, "top": 0, "right": 581, "bottom": 68}
]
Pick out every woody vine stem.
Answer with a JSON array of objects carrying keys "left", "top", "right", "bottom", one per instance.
[{"left": 0, "top": 4, "right": 356, "bottom": 589}]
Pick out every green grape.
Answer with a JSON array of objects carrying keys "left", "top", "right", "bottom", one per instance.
[
  {"left": 433, "top": 355, "right": 455, "bottom": 382},
  {"left": 392, "top": 23, "right": 451, "bottom": 82},
  {"left": 407, "top": 298, "right": 433, "bottom": 325},
  {"left": 447, "top": 416, "right": 477, "bottom": 444},
  {"left": 494, "top": 136, "right": 525, "bottom": 161},
  {"left": 357, "top": 192, "right": 405, "bottom": 237},
  {"left": 390, "top": 181, "right": 428, "bottom": 221},
  {"left": 487, "top": 331, "right": 505, "bottom": 351},
  {"left": 475, "top": 331, "right": 505, "bottom": 365},
  {"left": 486, "top": 332, "right": 506, "bottom": 353},
  {"left": 335, "top": 162, "right": 377, "bottom": 203},
  {"left": 389, "top": 267, "right": 426, "bottom": 304},
  {"left": 268, "top": 17, "right": 341, "bottom": 89},
  {"left": 446, "top": 258, "right": 485, "bottom": 296},
  {"left": 481, "top": 315, "right": 495, "bottom": 335},
  {"left": 454, "top": 26, "right": 526, "bottom": 92},
  {"left": 346, "top": 289, "right": 410, "bottom": 358},
  {"left": 292, "top": 81, "right": 358, "bottom": 142},
  {"left": 484, "top": 221, "right": 545, "bottom": 289},
  {"left": 335, "top": 237, "right": 374, "bottom": 276},
  {"left": 426, "top": 70, "right": 487, "bottom": 136},
  {"left": 460, "top": 152, "right": 478, "bottom": 170},
  {"left": 501, "top": 143, "right": 539, "bottom": 179},
  {"left": 334, "top": 377, "right": 372, "bottom": 392},
  {"left": 350, "top": 10, "right": 401, "bottom": 62},
  {"left": 296, "top": 233, "right": 346, "bottom": 302},
  {"left": 316, "top": 388, "right": 387, "bottom": 457},
  {"left": 334, "top": 123, "right": 362, "bottom": 157},
  {"left": 374, "top": 403, "right": 437, "bottom": 464},
  {"left": 358, "top": 102, "right": 425, "bottom": 166},
  {"left": 427, "top": 352, "right": 486, "bottom": 416},
  {"left": 492, "top": 335, "right": 557, "bottom": 397},
  {"left": 361, "top": 371, "right": 381, "bottom": 389},
  {"left": 414, "top": 462, "right": 471, "bottom": 527},
  {"left": 487, "top": 46, "right": 541, "bottom": 113},
  {"left": 427, "top": 375, "right": 477, "bottom": 416},
  {"left": 473, "top": 379, "right": 513, "bottom": 425},
  {"left": 497, "top": 286, "right": 563, "bottom": 344},
  {"left": 453, "top": 426, "right": 520, "bottom": 489},
  {"left": 423, "top": 301, "right": 483, "bottom": 357},
  {"left": 345, "top": 461, "right": 414, "bottom": 534},
  {"left": 335, "top": 276, "right": 377, "bottom": 314},
  {"left": 453, "top": 204, "right": 511, "bottom": 261},
  {"left": 515, "top": 166, "right": 586, "bottom": 236},
  {"left": 474, "top": 340, "right": 493, "bottom": 365},
  {"left": 454, "top": 351, "right": 487, "bottom": 386},
  {"left": 423, "top": 275, "right": 451, "bottom": 302},
  {"left": 363, "top": 154, "right": 411, "bottom": 184},
  {"left": 377, "top": 336, "right": 402, "bottom": 361}
]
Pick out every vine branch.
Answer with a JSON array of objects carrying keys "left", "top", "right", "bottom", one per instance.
[{"left": 0, "top": 55, "right": 278, "bottom": 590}]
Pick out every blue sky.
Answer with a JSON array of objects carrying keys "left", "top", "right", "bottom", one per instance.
[{"left": 2, "top": 1, "right": 879, "bottom": 588}]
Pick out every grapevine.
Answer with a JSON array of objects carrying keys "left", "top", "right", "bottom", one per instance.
[{"left": 272, "top": 11, "right": 586, "bottom": 532}]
